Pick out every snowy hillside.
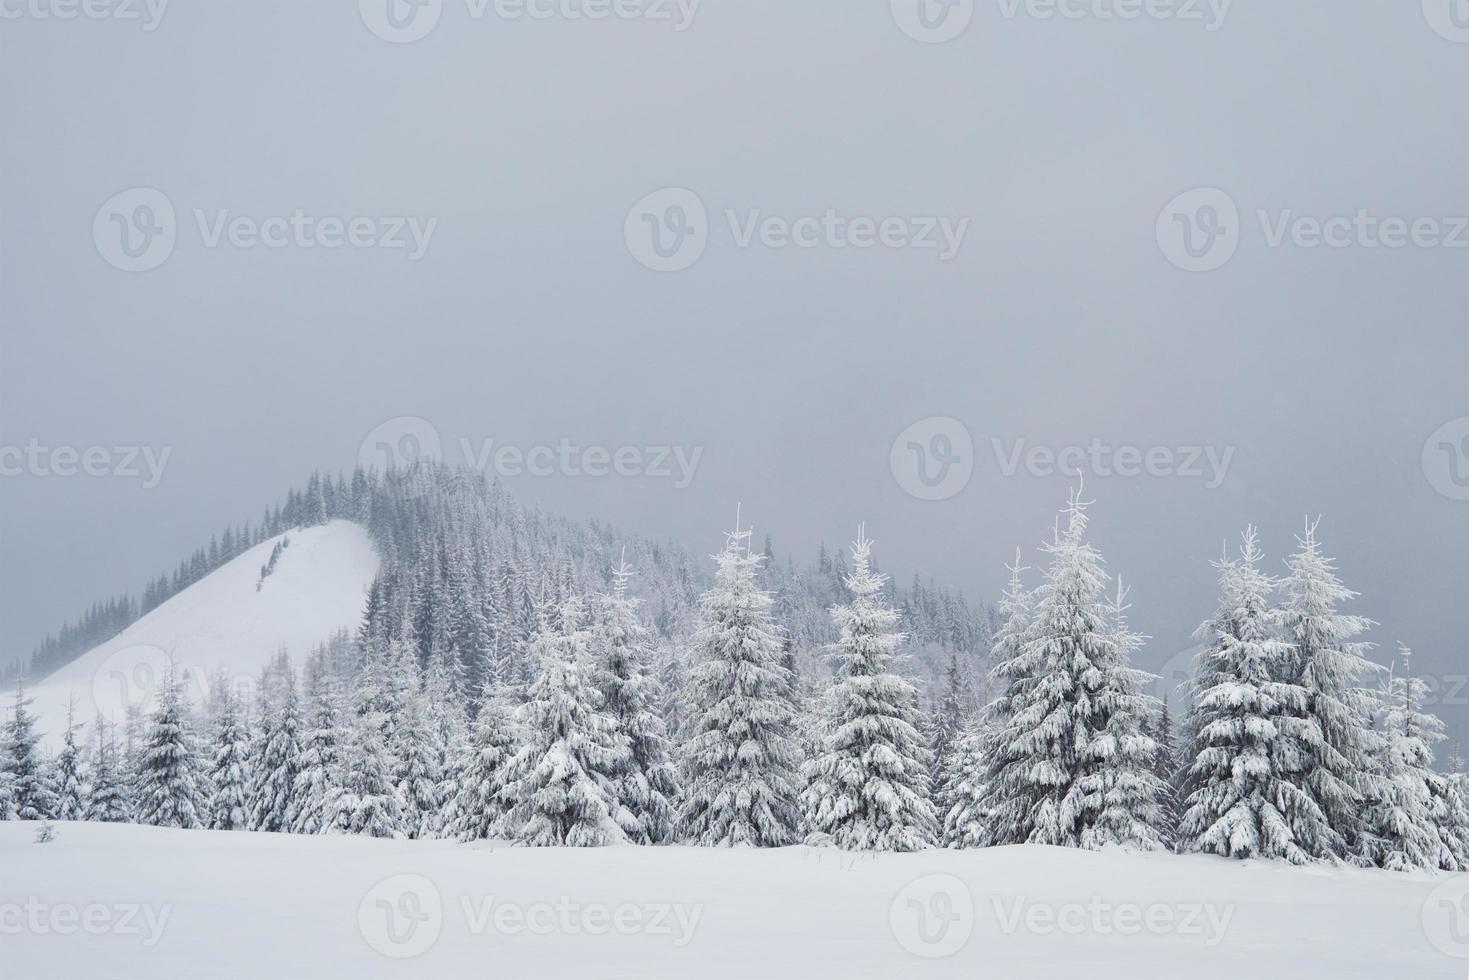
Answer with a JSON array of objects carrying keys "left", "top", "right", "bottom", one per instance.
[
  {"left": 3, "top": 820, "right": 1460, "bottom": 980},
  {"left": 26, "top": 521, "right": 379, "bottom": 745}
]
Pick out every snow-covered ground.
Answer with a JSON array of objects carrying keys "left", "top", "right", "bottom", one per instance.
[
  {"left": 2, "top": 820, "right": 1462, "bottom": 979},
  {"left": 26, "top": 520, "right": 379, "bottom": 746}
]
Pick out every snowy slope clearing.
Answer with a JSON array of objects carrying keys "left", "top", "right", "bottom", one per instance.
[
  {"left": 25, "top": 520, "right": 379, "bottom": 746},
  {"left": 2, "top": 820, "right": 1463, "bottom": 980}
]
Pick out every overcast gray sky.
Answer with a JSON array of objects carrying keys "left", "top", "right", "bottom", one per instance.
[{"left": 2, "top": 1, "right": 1466, "bottom": 726}]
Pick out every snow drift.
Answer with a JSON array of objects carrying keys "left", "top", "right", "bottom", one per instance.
[{"left": 2, "top": 820, "right": 1460, "bottom": 980}]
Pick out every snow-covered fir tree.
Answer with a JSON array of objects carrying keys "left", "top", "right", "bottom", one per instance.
[
  {"left": 1074, "top": 580, "right": 1168, "bottom": 852},
  {"left": 679, "top": 517, "right": 803, "bottom": 847},
  {"left": 247, "top": 651, "right": 305, "bottom": 833},
  {"left": 976, "top": 551, "right": 1035, "bottom": 846},
  {"left": 2, "top": 683, "right": 58, "bottom": 820},
  {"left": 1280, "top": 520, "right": 1380, "bottom": 862},
  {"left": 941, "top": 720, "right": 989, "bottom": 848},
  {"left": 926, "top": 651, "right": 971, "bottom": 826},
  {"left": 978, "top": 492, "right": 1163, "bottom": 849},
  {"left": 291, "top": 652, "right": 345, "bottom": 835},
  {"left": 802, "top": 527, "right": 936, "bottom": 851},
  {"left": 206, "top": 689, "right": 252, "bottom": 831},
  {"left": 324, "top": 713, "right": 403, "bottom": 839},
  {"left": 85, "top": 716, "right": 131, "bottom": 823},
  {"left": 1150, "top": 695, "right": 1182, "bottom": 849},
  {"left": 393, "top": 676, "right": 445, "bottom": 840},
  {"left": 504, "top": 597, "right": 635, "bottom": 846},
  {"left": 1178, "top": 528, "right": 1333, "bottom": 865},
  {"left": 590, "top": 557, "right": 681, "bottom": 844},
  {"left": 53, "top": 697, "right": 87, "bottom": 822},
  {"left": 422, "top": 655, "right": 469, "bottom": 839},
  {"left": 446, "top": 683, "right": 519, "bottom": 842},
  {"left": 136, "top": 668, "right": 206, "bottom": 829},
  {"left": 1358, "top": 647, "right": 1447, "bottom": 871}
]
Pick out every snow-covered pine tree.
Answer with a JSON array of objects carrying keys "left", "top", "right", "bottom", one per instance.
[
  {"left": 679, "top": 516, "right": 803, "bottom": 847},
  {"left": 1441, "top": 748, "right": 1469, "bottom": 873},
  {"left": 802, "top": 527, "right": 936, "bottom": 851},
  {"left": 206, "top": 689, "right": 252, "bottom": 831},
  {"left": 2, "top": 683, "right": 58, "bottom": 820},
  {"left": 1151, "top": 695, "right": 1182, "bottom": 849},
  {"left": 590, "top": 557, "right": 681, "bottom": 844},
  {"left": 0, "top": 763, "right": 13, "bottom": 820},
  {"left": 976, "top": 551, "right": 1035, "bottom": 846},
  {"left": 941, "top": 719, "right": 989, "bottom": 848},
  {"left": 423, "top": 654, "right": 469, "bottom": 839},
  {"left": 1178, "top": 528, "right": 1333, "bottom": 865},
  {"left": 393, "top": 680, "right": 445, "bottom": 840},
  {"left": 977, "top": 492, "right": 1158, "bottom": 849},
  {"left": 504, "top": 597, "right": 635, "bottom": 846},
  {"left": 447, "top": 683, "right": 519, "bottom": 842},
  {"left": 656, "top": 645, "right": 688, "bottom": 745},
  {"left": 1359, "top": 646, "right": 1449, "bottom": 871},
  {"left": 1280, "top": 520, "right": 1380, "bottom": 862},
  {"left": 247, "top": 651, "right": 305, "bottom": 833},
  {"left": 53, "top": 697, "right": 87, "bottom": 822},
  {"left": 136, "top": 668, "right": 206, "bottom": 829},
  {"left": 927, "top": 651, "right": 970, "bottom": 825},
  {"left": 1075, "top": 579, "right": 1168, "bottom": 852},
  {"left": 291, "top": 653, "right": 344, "bottom": 835},
  {"left": 85, "top": 716, "right": 131, "bottom": 823},
  {"left": 323, "top": 713, "right": 403, "bottom": 839}
]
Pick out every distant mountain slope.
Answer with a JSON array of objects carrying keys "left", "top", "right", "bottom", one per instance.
[{"left": 27, "top": 520, "right": 379, "bottom": 743}]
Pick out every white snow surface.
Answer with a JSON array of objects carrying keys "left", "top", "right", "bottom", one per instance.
[
  {"left": 26, "top": 520, "right": 379, "bottom": 746},
  {"left": 2, "top": 820, "right": 1460, "bottom": 979}
]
